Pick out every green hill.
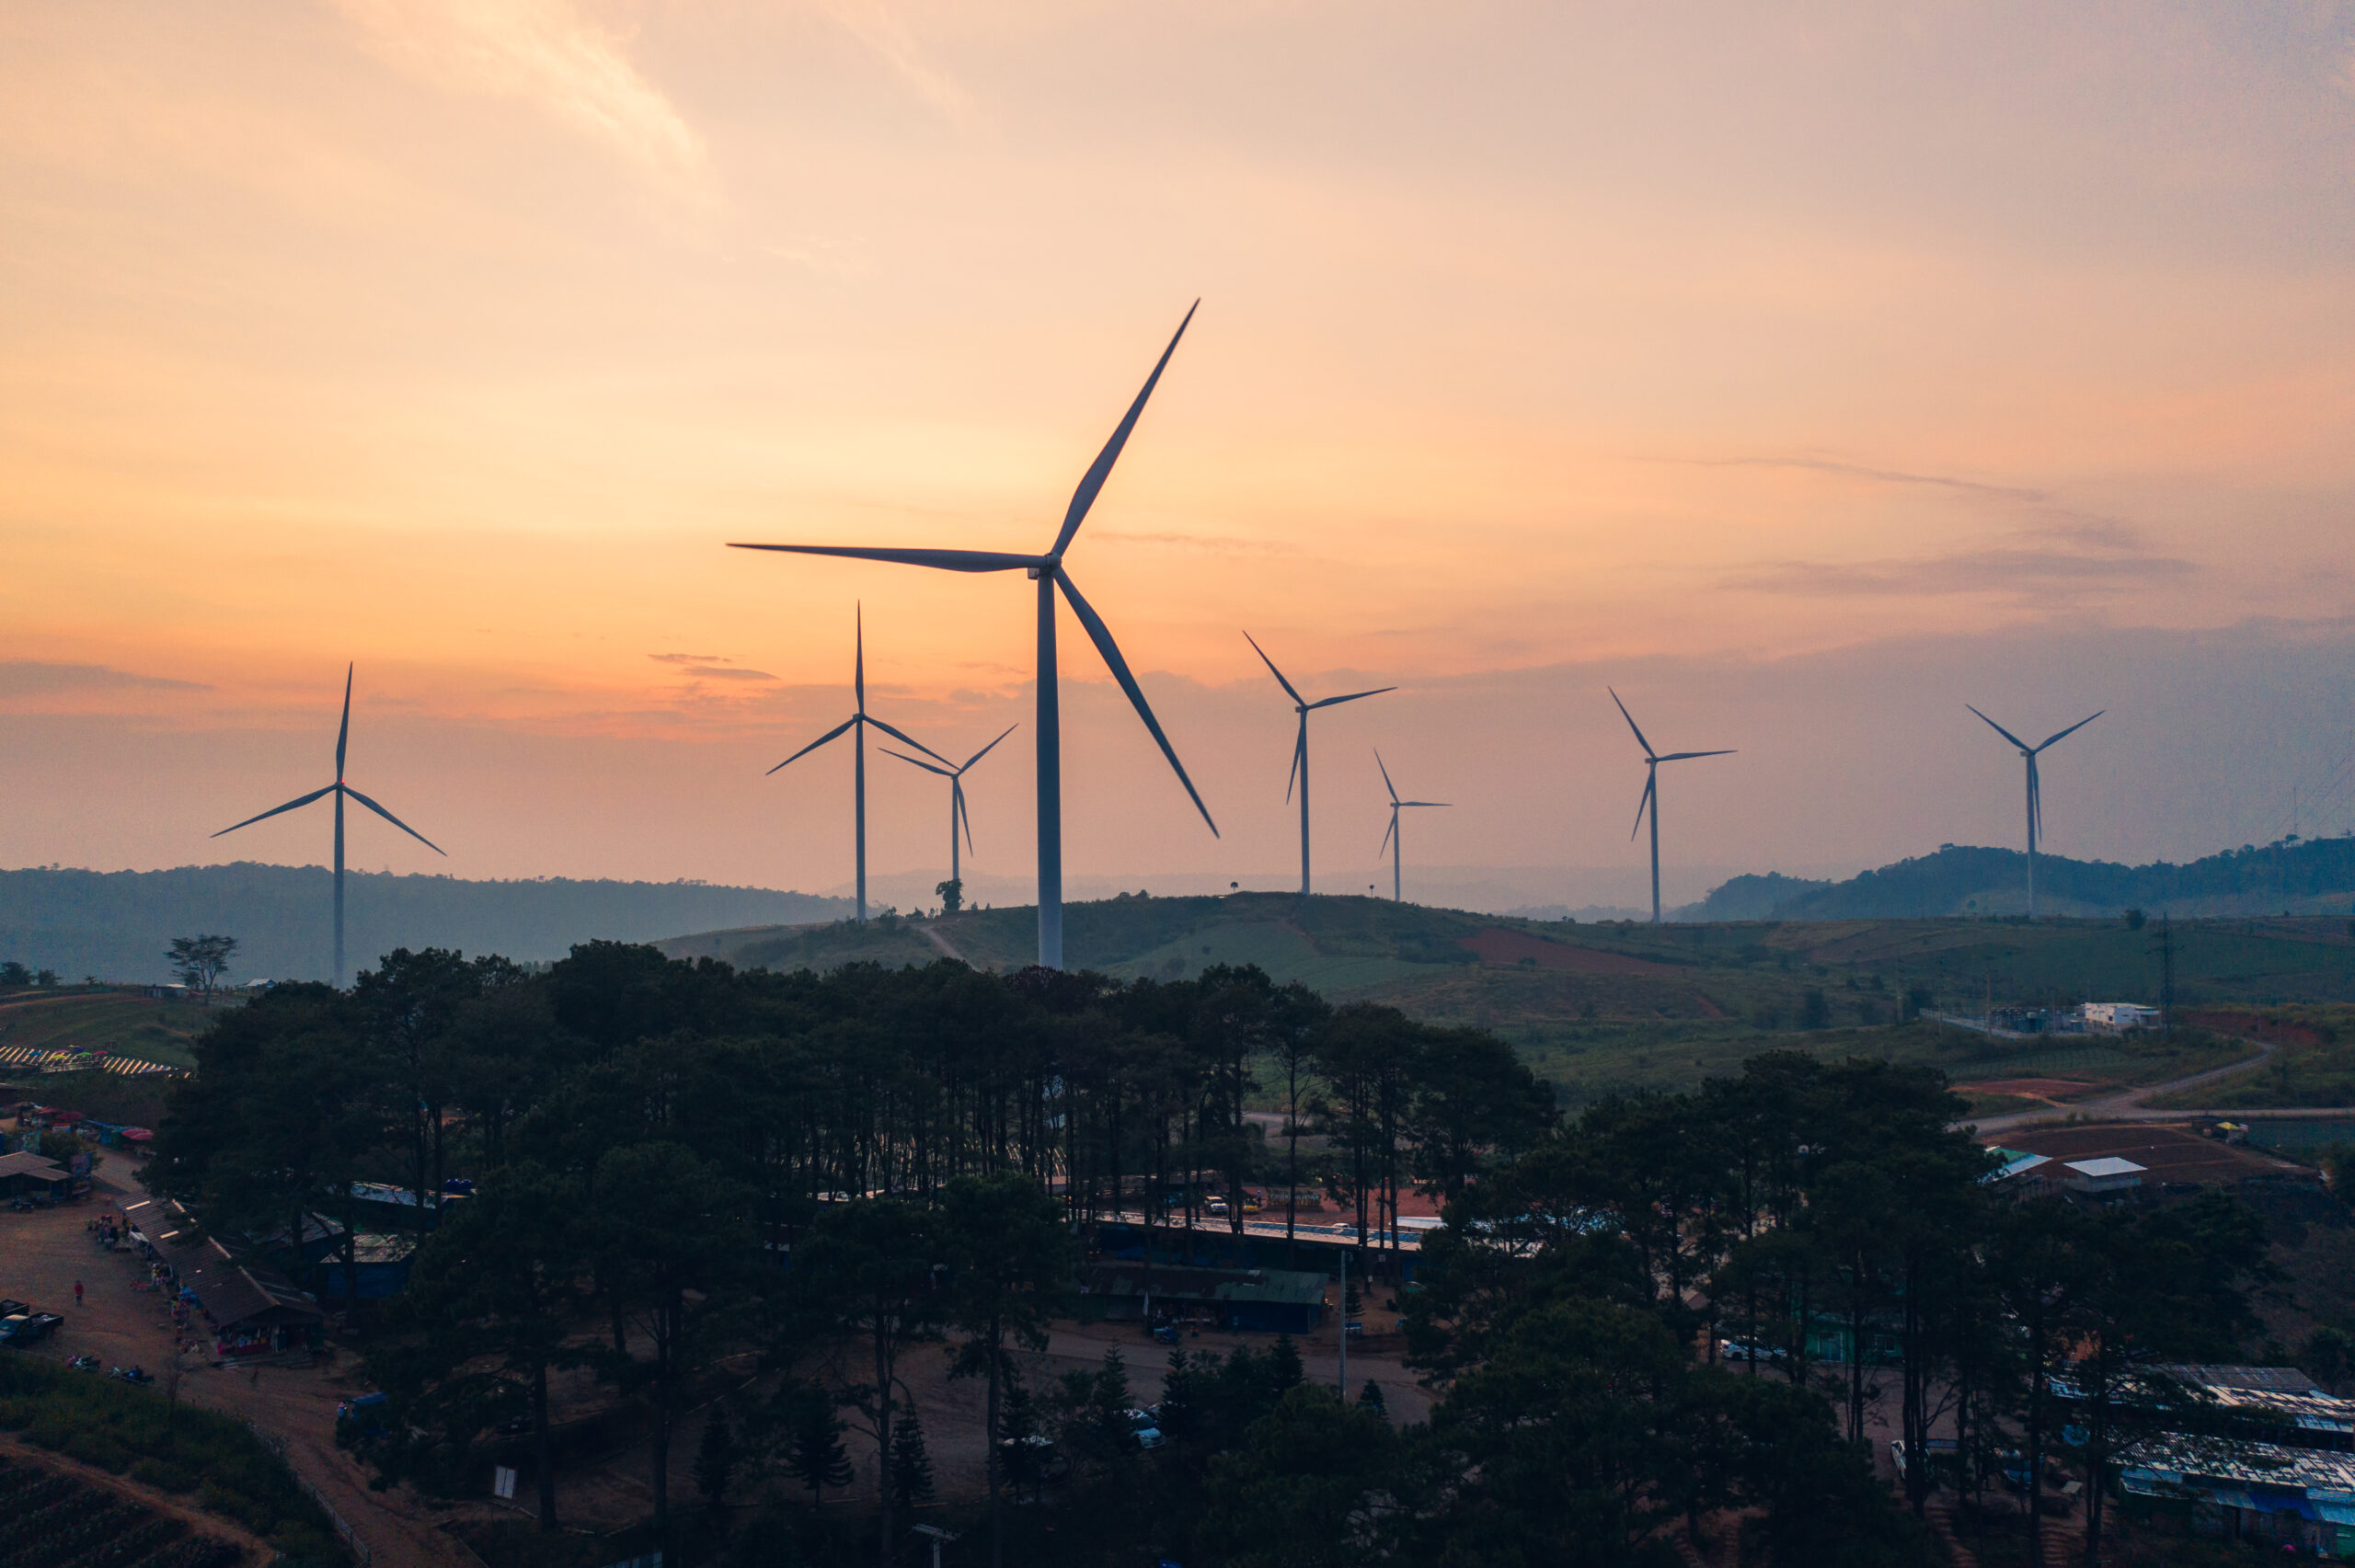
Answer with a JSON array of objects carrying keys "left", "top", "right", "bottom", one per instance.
[
  {"left": 1691, "top": 837, "right": 2355, "bottom": 920},
  {"left": 659, "top": 891, "right": 2355, "bottom": 1107}
]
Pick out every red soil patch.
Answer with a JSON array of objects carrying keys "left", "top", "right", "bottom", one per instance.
[
  {"left": 2181, "top": 1009, "right": 2326, "bottom": 1047},
  {"left": 1969, "top": 1078, "right": 2100, "bottom": 1102},
  {"left": 1459, "top": 928, "right": 1686, "bottom": 975},
  {"left": 1982, "top": 1123, "right": 2303, "bottom": 1184}
]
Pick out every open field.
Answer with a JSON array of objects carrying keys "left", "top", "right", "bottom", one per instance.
[
  {"left": 2145, "top": 1004, "right": 2355, "bottom": 1109},
  {"left": 661, "top": 895, "right": 2347, "bottom": 1105},
  {"left": 0, "top": 990, "right": 223, "bottom": 1070}
]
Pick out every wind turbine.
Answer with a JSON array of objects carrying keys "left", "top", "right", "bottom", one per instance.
[
  {"left": 1374, "top": 750, "right": 1448, "bottom": 903},
  {"left": 730, "top": 304, "right": 1219, "bottom": 968},
  {"left": 768, "top": 606, "right": 949, "bottom": 923},
  {"left": 1610, "top": 688, "right": 1733, "bottom": 923},
  {"left": 1243, "top": 633, "right": 1394, "bottom": 895},
  {"left": 883, "top": 724, "right": 1019, "bottom": 902},
  {"left": 1967, "top": 704, "right": 2103, "bottom": 919},
  {"left": 211, "top": 664, "right": 442, "bottom": 988}
]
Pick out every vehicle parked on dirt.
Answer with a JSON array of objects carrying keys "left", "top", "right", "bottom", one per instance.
[
  {"left": 0, "top": 1311, "right": 62, "bottom": 1346},
  {"left": 1718, "top": 1338, "right": 1787, "bottom": 1364}
]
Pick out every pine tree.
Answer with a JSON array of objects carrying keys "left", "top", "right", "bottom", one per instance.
[
  {"left": 695, "top": 1407, "right": 739, "bottom": 1509},
  {"left": 890, "top": 1412, "right": 936, "bottom": 1507},
  {"left": 1358, "top": 1379, "right": 1386, "bottom": 1417},
  {"left": 782, "top": 1384, "right": 855, "bottom": 1508},
  {"left": 1269, "top": 1333, "right": 1304, "bottom": 1394}
]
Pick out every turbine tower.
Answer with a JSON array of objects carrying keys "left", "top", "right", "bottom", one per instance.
[
  {"left": 767, "top": 607, "right": 949, "bottom": 923},
  {"left": 211, "top": 664, "right": 443, "bottom": 988},
  {"left": 1244, "top": 632, "right": 1394, "bottom": 895},
  {"left": 883, "top": 724, "right": 1018, "bottom": 901},
  {"left": 1611, "top": 688, "right": 1733, "bottom": 923},
  {"left": 1374, "top": 750, "right": 1448, "bottom": 903},
  {"left": 731, "top": 305, "right": 1219, "bottom": 967},
  {"left": 1967, "top": 704, "right": 2103, "bottom": 919}
]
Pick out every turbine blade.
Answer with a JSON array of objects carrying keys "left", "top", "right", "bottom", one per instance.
[
  {"left": 1374, "top": 748, "right": 1399, "bottom": 805},
  {"left": 2028, "top": 753, "right": 2043, "bottom": 841},
  {"left": 342, "top": 785, "right": 446, "bottom": 855},
  {"left": 960, "top": 723, "right": 1019, "bottom": 772},
  {"left": 1306, "top": 686, "right": 1396, "bottom": 710},
  {"left": 1402, "top": 801, "right": 1451, "bottom": 808},
  {"left": 1378, "top": 811, "right": 1396, "bottom": 858},
  {"left": 336, "top": 663, "right": 352, "bottom": 781},
  {"left": 1284, "top": 723, "right": 1304, "bottom": 803},
  {"left": 1967, "top": 704, "right": 2032, "bottom": 751},
  {"left": 1051, "top": 302, "right": 1197, "bottom": 557},
  {"left": 882, "top": 748, "right": 956, "bottom": 777},
  {"left": 211, "top": 783, "right": 337, "bottom": 838},
  {"left": 767, "top": 715, "right": 857, "bottom": 774},
  {"left": 2034, "top": 709, "right": 2105, "bottom": 751},
  {"left": 1628, "top": 773, "right": 1655, "bottom": 841},
  {"left": 1609, "top": 687, "right": 1657, "bottom": 759},
  {"left": 957, "top": 781, "right": 975, "bottom": 856},
  {"left": 1656, "top": 750, "right": 1737, "bottom": 761},
  {"left": 854, "top": 603, "right": 865, "bottom": 714},
  {"left": 729, "top": 544, "right": 1041, "bottom": 574},
  {"left": 1242, "top": 630, "right": 1306, "bottom": 706},
  {"left": 862, "top": 715, "right": 952, "bottom": 765},
  {"left": 1056, "top": 568, "right": 1218, "bottom": 836}
]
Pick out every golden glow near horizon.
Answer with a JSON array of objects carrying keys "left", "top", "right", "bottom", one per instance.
[{"left": 6, "top": 4, "right": 2355, "bottom": 898}]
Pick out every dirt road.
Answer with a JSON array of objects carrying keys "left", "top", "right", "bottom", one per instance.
[{"left": 1966, "top": 1033, "right": 2284, "bottom": 1136}]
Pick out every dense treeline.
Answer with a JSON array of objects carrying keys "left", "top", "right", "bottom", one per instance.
[{"left": 145, "top": 944, "right": 2276, "bottom": 1567}]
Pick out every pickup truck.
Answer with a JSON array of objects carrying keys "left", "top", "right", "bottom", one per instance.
[{"left": 0, "top": 1312, "right": 64, "bottom": 1347}]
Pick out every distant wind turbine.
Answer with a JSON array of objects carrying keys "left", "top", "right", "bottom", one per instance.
[
  {"left": 883, "top": 724, "right": 1019, "bottom": 900},
  {"left": 1611, "top": 688, "right": 1734, "bottom": 923},
  {"left": 1967, "top": 704, "right": 2103, "bottom": 919},
  {"left": 768, "top": 607, "right": 949, "bottom": 923},
  {"left": 211, "top": 664, "right": 443, "bottom": 988},
  {"left": 1243, "top": 633, "right": 1394, "bottom": 895},
  {"left": 1374, "top": 750, "right": 1448, "bottom": 903},
  {"left": 731, "top": 304, "right": 1219, "bottom": 968}
]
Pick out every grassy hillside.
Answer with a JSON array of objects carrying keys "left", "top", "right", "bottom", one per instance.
[
  {"left": 658, "top": 894, "right": 2352, "bottom": 1106},
  {"left": 0, "top": 987, "right": 220, "bottom": 1067}
]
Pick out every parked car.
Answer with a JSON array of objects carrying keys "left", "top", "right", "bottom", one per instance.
[
  {"left": 0, "top": 1312, "right": 62, "bottom": 1347},
  {"left": 1718, "top": 1338, "right": 1787, "bottom": 1364},
  {"left": 0, "top": 1300, "right": 29, "bottom": 1320},
  {"left": 1205, "top": 1197, "right": 1230, "bottom": 1218},
  {"left": 1123, "top": 1409, "right": 1166, "bottom": 1450}
]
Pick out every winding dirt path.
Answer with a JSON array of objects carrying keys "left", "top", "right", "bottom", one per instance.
[{"left": 1968, "top": 1033, "right": 2283, "bottom": 1135}]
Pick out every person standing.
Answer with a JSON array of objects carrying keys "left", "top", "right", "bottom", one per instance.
[{"left": 73, "top": 1279, "right": 84, "bottom": 1307}]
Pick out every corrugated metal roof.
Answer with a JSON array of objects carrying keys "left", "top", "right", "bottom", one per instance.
[{"left": 2120, "top": 1434, "right": 2355, "bottom": 1502}]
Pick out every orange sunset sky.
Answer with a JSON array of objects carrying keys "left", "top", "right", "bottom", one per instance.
[{"left": 5, "top": 3, "right": 2354, "bottom": 910}]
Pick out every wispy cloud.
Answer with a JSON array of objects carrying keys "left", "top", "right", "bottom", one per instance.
[
  {"left": 1723, "top": 535, "right": 2196, "bottom": 598},
  {"left": 1093, "top": 530, "right": 1295, "bottom": 556},
  {"left": 649, "top": 653, "right": 775, "bottom": 680},
  {"left": 1679, "top": 455, "right": 2047, "bottom": 502},
  {"left": 817, "top": 0, "right": 971, "bottom": 122},
  {"left": 0, "top": 661, "right": 211, "bottom": 697},
  {"left": 328, "top": 0, "right": 707, "bottom": 189}
]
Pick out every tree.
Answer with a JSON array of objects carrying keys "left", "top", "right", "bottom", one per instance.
[
  {"left": 790, "top": 1196, "right": 941, "bottom": 1567},
  {"left": 777, "top": 1382, "right": 856, "bottom": 1507},
  {"left": 0, "top": 961, "right": 29, "bottom": 986},
  {"left": 1200, "top": 1387, "right": 1397, "bottom": 1568},
  {"left": 167, "top": 934, "right": 237, "bottom": 1002},
  {"left": 890, "top": 1411, "right": 935, "bottom": 1508},
  {"left": 936, "top": 877, "right": 963, "bottom": 913},
  {"left": 939, "top": 1172, "right": 1073, "bottom": 1568},
  {"left": 695, "top": 1407, "right": 740, "bottom": 1511}
]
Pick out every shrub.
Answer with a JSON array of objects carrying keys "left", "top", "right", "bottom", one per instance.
[{"left": 130, "top": 1458, "right": 199, "bottom": 1493}]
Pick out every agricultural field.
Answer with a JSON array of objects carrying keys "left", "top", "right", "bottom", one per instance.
[
  {"left": 659, "top": 894, "right": 2349, "bottom": 1106},
  {"left": 0, "top": 990, "right": 220, "bottom": 1070}
]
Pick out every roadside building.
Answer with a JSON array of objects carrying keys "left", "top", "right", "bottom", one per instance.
[
  {"left": 2061, "top": 1156, "right": 2146, "bottom": 1197},
  {"left": 0, "top": 1150, "right": 68, "bottom": 1201},
  {"left": 121, "top": 1197, "right": 325, "bottom": 1359},
  {"left": 2082, "top": 1001, "right": 2161, "bottom": 1032},
  {"left": 1077, "top": 1263, "right": 1328, "bottom": 1334}
]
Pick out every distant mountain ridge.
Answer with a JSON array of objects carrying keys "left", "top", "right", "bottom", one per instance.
[
  {"left": 0, "top": 863, "right": 850, "bottom": 982},
  {"left": 1677, "top": 838, "right": 2355, "bottom": 921}
]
